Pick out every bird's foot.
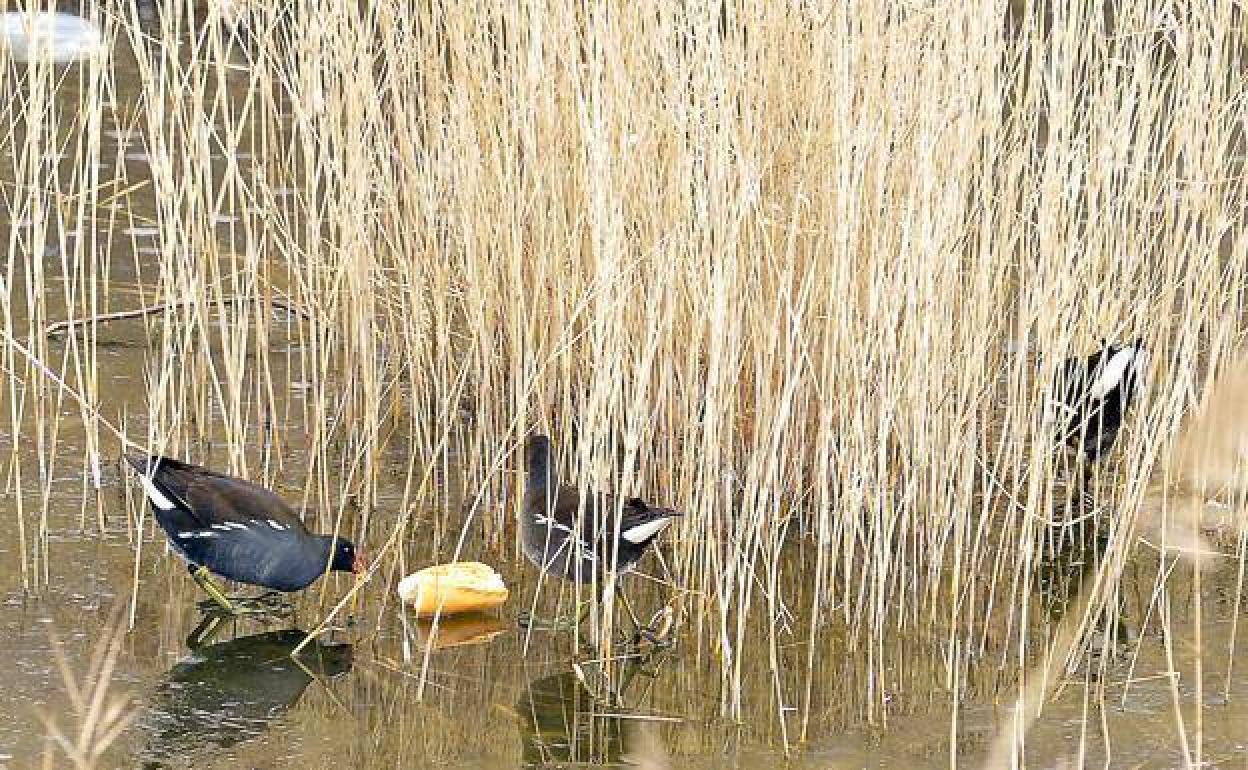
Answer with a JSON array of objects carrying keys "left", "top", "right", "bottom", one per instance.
[
  {"left": 517, "top": 609, "right": 581, "bottom": 632},
  {"left": 195, "top": 592, "right": 293, "bottom": 617},
  {"left": 234, "top": 591, "right": 293, "bottom": 612},
  {"left": 628, "top": 600, "right": 679, "bottom": 656},
  {"left": 629, "top": 624, "right": 675, "bottom": 655}
]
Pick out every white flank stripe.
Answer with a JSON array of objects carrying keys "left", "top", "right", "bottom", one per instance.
[
  {"left": 622, "top": 517, "right": 674, "bottom": 544},
  {"left": 534, "top": 514, "right": 575, "bottom": 535},
  {"left": 1087, "top": 347, "right": 1139, "bottom": 400},
  {"left": 534, "top": 515, "right": 594, "bottom": 562},
  {"left": 266, "top": 519, "right": 286, "bottom": 530},
  {"left": 137, "top": 474, "right": 177, "bottom": 511}
]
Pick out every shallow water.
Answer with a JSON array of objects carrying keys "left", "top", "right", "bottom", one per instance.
[
  {"left": 2, "top": 294, "right": 1246, "bottom": 761},
  {"left": 1, "top": 383, "right": 1245, "bottom": 769}
]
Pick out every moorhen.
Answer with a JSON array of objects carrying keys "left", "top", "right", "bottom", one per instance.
[
  {"left": 126, "top": 452, "right": 364, "bottom": 614},
  {"left": 520, "top": 435, "right": 681, "bottom": 623},
  {"left": 1048, "top": 339, "right": 1149, "bottom": 461}
]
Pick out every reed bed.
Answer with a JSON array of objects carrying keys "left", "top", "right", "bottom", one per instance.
[{"left": 3, "top": 0, "right": 1247, "bottom": 765}]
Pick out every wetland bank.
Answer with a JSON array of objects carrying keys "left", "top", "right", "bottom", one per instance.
[{"left": 2, "top": 0, "right": 1248, "bottom": 767}]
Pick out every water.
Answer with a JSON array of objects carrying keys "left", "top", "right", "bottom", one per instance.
[{"left": 0, "top": 12, "right": 104, "bottom": 63}]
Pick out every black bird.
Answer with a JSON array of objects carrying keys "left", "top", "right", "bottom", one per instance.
[
  {"left": 1049, "top": 339, "right": 1148, "bottom": 461},
  {"left": 139, "top": 628, "right": 353, "bottom": 765},
  {"left": 126, "top": 453, "right": 365, "bottom": 613},
  {"left": 522, "top": 435, "right": 681, "bottom": 586}
]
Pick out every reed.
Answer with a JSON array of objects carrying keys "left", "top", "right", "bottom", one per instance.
[{"left": 2, "top": 0, "right": 1247, "bottom": 764}]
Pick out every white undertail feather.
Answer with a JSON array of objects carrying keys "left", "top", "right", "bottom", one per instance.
[
  {"left": 1088, "top": 346, "right": 1143, "bottom": 400},
  {"left": 622, "top": 516, "right": 675, "bottom": 544},
  {"left": 534, "top": 513, "right": 576, "bottom": 535},
  {"left": 136, "top": 473, "right": 176, "bottom": 511}
]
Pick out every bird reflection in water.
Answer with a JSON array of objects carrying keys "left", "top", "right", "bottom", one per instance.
[
  {"left": 516, "top": 670, "right": 626, "bottom": 767},
  {"left": 515, "top": 665, "right": 674, "bottom": 769},
  {"left": 139, "top": 621, "right": 353, "bottom": 766}
]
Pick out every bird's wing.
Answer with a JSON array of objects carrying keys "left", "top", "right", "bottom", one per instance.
[
  {"left": 184, "top": 475, "right": 309, "bottom": 534},
  {"left": 543, "top": 486, "right": 681, "bottom": 545},
  {"left": 130, "top": 454, "right": 309, "bottom": 534}
]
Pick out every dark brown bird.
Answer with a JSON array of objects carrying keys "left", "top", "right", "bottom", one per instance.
[{"left": 520, "top": 435, "right": 680, "bottom": 584}]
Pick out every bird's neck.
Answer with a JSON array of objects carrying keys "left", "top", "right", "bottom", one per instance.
[{"left": 526, "top": 446, "right": 558, "bottom": 502}]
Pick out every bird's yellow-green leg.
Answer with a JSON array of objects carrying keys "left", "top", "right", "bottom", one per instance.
[
  {"left": 185, "top": 612, "right": 229, "bottom": 649},
  {"left": 191, "top": 567, "right": 287, "bottom": 616},
  {"left": 519, "top": 597, "right": 594, "bottom": 631},
  {"left": 192, "top": 565, "right": 237, "bottom": 613}
]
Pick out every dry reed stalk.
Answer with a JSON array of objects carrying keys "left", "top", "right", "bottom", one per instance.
[{"left": 0, "top": 0, "right": 1246, "bottom": 764}]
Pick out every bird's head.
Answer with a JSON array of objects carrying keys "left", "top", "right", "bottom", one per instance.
[{"left": 331, "top": 538, "right": 366, "bottom": 576}]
